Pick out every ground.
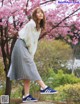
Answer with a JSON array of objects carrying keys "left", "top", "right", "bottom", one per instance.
[
  {"left": 10, "top": 98, "right": 67, "bottom": 104},
  {"left": 20, "top": 101, "right": 54, "bottom": 104}
]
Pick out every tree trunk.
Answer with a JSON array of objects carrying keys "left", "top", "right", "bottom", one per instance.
[
  {"left": 5, "top": 76, "right": 11, "bottom": 96},
  {"left": 0, "top": 25, "right": 12, "bottom": 96}
]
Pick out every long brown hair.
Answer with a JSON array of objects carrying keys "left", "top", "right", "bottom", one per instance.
[{"left": 32, "top": 7, "right": 46, "bottom": 32}]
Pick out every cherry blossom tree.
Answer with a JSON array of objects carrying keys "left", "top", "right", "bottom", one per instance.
[
  {"left": 41, "top": 2, "right": 80, "bottom": 46},
  {"left": 42, "top": 2, "right": 80, "bottom": 74},
  {"left": 0, "top": 0, "right": 80, "bottom": 95},
  {"left": 0, "top": 0, "right": 56, "bottom": 96}
]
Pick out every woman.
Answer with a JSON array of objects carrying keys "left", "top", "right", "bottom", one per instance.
[{"left": 7, "top": 7, "right": 57, "bottom": 102}]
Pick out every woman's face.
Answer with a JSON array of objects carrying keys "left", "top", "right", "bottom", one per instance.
[{"left": 36, "top": 9, "right": 44, "bottom": 20}]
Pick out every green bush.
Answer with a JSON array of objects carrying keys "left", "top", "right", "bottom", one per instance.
[
  {"left": 0, "top": 87, "right": 5, "bottom": 95},
  {"left": 30, "top": 69, "right": 80, "bottom": 101},
  {"left": 35, "top": 39, "right": 73, "bottom": 79},
  {"left": 53, "top": 83, "right": 80, "bottom": 103},
  {"left": 0, "top": 58, "right": 5, "bottom": 80},
  {"left": 10, "top": 81, "right": 23, "bottom": 98},
  {"left": 46, "top": 69, "right": 80, "bottom": 88}
]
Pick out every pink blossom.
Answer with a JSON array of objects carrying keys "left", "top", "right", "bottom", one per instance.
[
  {"left": 72, "top": 38, "right": 78, "bottom": 45},
  {"left": 67, "top": 39, "right": 72, "bottom": 43},
  {"left": 0, "top": 0, "right": 80, "bottom": 45}
]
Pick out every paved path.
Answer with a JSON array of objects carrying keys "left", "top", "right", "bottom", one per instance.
[
  {"left": 10, "top": 99, "right": 67, "bottom": 104},
  {"left": 20, "top": 101, "right": 67, "bottom": 104},
  {"left": 20, "top": 101, "right": 54, "bottom": 104}
]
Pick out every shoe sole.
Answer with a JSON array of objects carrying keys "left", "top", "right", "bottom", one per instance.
[{"left": 40, "top": 92, "right": 58, "bottom": 94}]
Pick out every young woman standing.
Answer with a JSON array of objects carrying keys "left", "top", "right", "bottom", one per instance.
[{"left": 7, "top": 7, "right": 57, "bottom": 102}]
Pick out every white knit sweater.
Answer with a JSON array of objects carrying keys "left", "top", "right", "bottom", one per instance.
[{"left": 18, "top": 19, "right": 41, "bottom": 57}]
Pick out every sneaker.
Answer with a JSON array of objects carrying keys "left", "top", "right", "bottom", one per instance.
[
  {"left": 40, "top": 86, "right": 58, "bottom": 94},
  {"left": 22, "top": 95, "right": 38, "bottom": 102}
]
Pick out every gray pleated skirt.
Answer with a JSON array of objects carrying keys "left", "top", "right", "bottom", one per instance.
[{"left": 7, "top": 38, "right": 42, "bottom": 81}]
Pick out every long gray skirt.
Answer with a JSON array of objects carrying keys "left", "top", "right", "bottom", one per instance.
[{"left": 7, "top": 38, "right": 42, "bottom": 81}]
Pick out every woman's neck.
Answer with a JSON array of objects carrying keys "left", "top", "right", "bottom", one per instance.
[{"left": 38, "top": 20, "right": 41, "bottom": 24}]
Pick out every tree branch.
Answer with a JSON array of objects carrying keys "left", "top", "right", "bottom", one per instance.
[
  {"left": 26, "top": 0, "right": 29, "bottom": 7},
  {"left": 40, "top": 0, "right": 55, "bottom": 5}
]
